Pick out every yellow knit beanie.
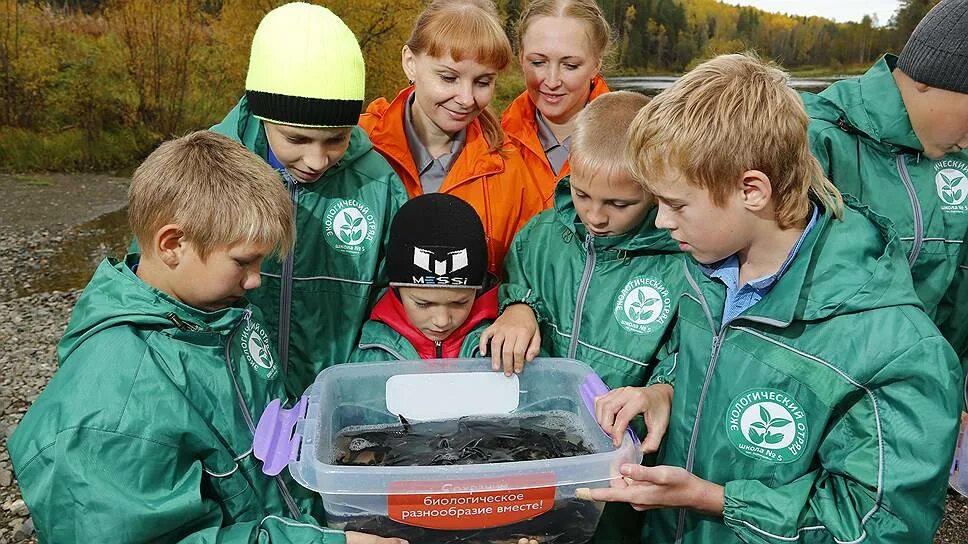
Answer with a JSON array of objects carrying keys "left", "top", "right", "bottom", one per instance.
[{"left": 245, "top": 2, "right": 364, "bottom": 127}]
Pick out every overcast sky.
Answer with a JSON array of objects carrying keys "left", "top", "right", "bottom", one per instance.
[{"left": 723, "top": 1, "right": 903, "bottom": 26}]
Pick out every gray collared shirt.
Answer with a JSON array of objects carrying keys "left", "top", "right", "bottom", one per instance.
[
  {"left": 404, "top": 94, "right": 466, "bottom": 193},
  {"left": 535, "top": 111, "right": 571, "bottom": 176}
]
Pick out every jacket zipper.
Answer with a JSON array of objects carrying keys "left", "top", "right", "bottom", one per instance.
[
  {"left": 277, "top": 171, "right": 299, "bottom": 376},
  {"left": 165, "top": 312, "right": 201, "bottom": 332},
  {"left": 895, "top": 154, "right": 924, "bottom": 266},
  {"left": 567, "top": 234, "right": 596, "bottom": 358},
  {"left": 675, "top": 264, "right": 726, "bottom": 544},
  {"left": 435, "top": 341, "right": 443, "bottom": 358},
  {"left": 223, "top": 309, "right": 301, "bottom": 519}
]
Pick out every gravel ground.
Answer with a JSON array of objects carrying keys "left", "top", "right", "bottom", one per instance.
[{"left": 0, "top": 174, "right": 966, "bottom": 543}]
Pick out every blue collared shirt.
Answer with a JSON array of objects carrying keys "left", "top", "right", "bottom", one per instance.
[{"left": 700, "top": 205, "right": 819, "bottom": 327}]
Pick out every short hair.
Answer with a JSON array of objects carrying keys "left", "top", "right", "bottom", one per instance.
[
  {"left": 626, "top": 53, "right": 843, "bottom": 228},
  {"left": 128, "top": 130, "right": 294, "bottom": 259},
  {"left": 406, "top": 0, "right": 513, "bottom": 152},
  {"left": 514, "top": 0, "right": 613, "bottom": 63},
  {"left": 571, "top": 90, "right": 651, "bottom": 180}
]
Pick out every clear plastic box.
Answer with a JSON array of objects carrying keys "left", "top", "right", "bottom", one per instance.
[{"left": 254, "top": 358, "right": 643, "bottom": 543}]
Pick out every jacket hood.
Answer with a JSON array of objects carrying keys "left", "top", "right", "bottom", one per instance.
[
  {"left": 58, "top": 255, "right": 247, "bottom": 364},
  {"left": 708, "top": 197, "right": 922, "bottom": 325},
  {"left": 552, "top": 177, "right": 680, "bottom": 254},
  {"left": 212, "top": 96, "right": 374, "bottom": 180},
  {"left": 368, "top": 286, "right": 498, "bottom": 359},
  {"left": 803, "top": 55, "right": 923, "bottom": 153}
]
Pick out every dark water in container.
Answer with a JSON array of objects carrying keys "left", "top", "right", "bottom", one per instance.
[
  {"left": 332, "top": 412, "right": 602, "bottom": 544},
  {"left": 607, "top": 75, "right": 847, "bottom": 96},
  {"left": 334, "top": 411, "right": 595, "bottom": 466}
]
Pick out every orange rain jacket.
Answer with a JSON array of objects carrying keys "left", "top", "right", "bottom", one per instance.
[
  {"left": 359, "top": 87, "right": 546, "bottom": 277},
  {"left": 502, "top": 74, "right": 610, "bottom": 203}
]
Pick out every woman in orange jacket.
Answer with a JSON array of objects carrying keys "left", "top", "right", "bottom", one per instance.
[
  {"left": 502, "top": 0, "right": 612, "bottom": 202},
  {"left": 359, "top": 0, "right": 546, "bottom": 278}
]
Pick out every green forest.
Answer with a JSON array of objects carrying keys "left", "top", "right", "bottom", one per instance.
[{"left": 0, "top": 0, "right": 942, "bottom": 172}]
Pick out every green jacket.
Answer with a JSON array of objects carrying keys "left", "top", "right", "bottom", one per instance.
[
  {"left": 8, "top": 256, "right": 345, "bottom": 544},
  {"left": 802, "top": 55, "right": 968, "bottom": 372},
  {"left": 213, "top": 97, "right": 408, "bottom": 395},
  {"left": 501, "top": 178, "right": 683, "bottom": 390},
  {"left": 645, "top": 202, "right": 963, "bottom": 544},
  {"left": 500, "top": 179, "right": 683, "bottom": 543}
]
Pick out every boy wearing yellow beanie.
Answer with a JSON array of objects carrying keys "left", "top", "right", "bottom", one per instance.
[{"left": 213, "top": 2, "right": 408, "bottom": 396}]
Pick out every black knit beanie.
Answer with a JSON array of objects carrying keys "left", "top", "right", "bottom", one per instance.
[
  {"left": 387, "top": 194, "right": 488, "bottom": 289},
  {"left": 898, "top": 0, "right": 968, "bottom": 93}
]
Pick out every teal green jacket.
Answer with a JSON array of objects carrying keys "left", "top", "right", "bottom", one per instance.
[
  {"left": 500, "top": 178, "right": 684, "bottom": 390},
  {"left": 500, "top": 179, "right": 683, "bottom": 543},
  {"left": 213, "top": 97, "right": 408, "bottom": 395},
  {"left": 802, "top": 55, "right": 968, "bottom": 376},
  {"left": 8, "top": 256, "right": 345, "bottom": 543},
  {"left": 645, "top": 202, "right": 963, "bottom": 544}
]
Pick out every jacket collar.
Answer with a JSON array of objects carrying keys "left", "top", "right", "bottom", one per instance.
[
  {"left": 368, "top": 286, "right": 498, "bottom": 359},
  {"left": 817, "top": 55, "right": 922, "bottom": 153},
  {"left": 364, "top": 87, "right": 504, "bottom": 195},
  {"left": 501, "top": 74, "right": 610, "bottom": 180}
]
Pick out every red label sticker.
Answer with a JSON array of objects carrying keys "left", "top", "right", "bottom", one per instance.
[{"left": 387, "top": 473, "right": 556, "bottom": 529}]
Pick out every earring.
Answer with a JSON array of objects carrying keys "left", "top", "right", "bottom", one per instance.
[{"left": 408, "top": 79, "right": 414, "bottom": 86}]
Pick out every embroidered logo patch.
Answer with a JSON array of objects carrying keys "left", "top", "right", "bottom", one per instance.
[
  {"left": 241, "top": 320, "right": 278, "bottom": 380},
  {"left": 935, "top": 161, "right": 968, "bottom": 213},
  {"left": 324, "top": 199, "right": 377, "bottom": 255},
  {"left": 613, "top": 276, "right": 671, "bottom": 334},
  {"left": 726, "top": 388, "right": 808, "bottom": 463}
]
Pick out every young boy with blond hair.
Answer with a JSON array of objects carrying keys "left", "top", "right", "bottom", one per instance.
[
  {"left": 481, "top": 90, "right": 682, "bottom": 543},
  {"left": 586, "top": 53, "right": 963, "bottom": 544},
  {"left": 8, "top": 132, "right": 404, "bottom": 544}
]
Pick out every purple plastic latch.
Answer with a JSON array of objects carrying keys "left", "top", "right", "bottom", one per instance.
[
  {"left": 253, "top": 395, "right": 308, "bottom": 476},
  {"left": 579, "top": 372, "right": 641, "bottom": 447}
]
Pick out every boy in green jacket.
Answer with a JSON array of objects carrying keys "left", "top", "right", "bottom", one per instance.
[
  {"left": 800, "top": 0, "right": 968, "bottom": 374},
  {"left": 586, "top": 53, "right": 963, "bottom": 544},
  {"left": 350, "top": 193, "right": 497, "bottom": 362},
  {"left": 212, "top": 3, "right": 408, "bottom": 394},
  {"left": 482, "top": 91, "right": 682, "bottom": 543},
  {"left": 8, "top": 132, "right": 404, "bottom": 543}
]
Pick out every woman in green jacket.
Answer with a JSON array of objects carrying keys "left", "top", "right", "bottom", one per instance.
[{"left": 212, "top": 3, "right": 408, "bottom": 395}]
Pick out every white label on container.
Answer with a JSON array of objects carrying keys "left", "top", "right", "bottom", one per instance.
[{"left": 385, "top": 372, "right": 519, "bottom": 421}]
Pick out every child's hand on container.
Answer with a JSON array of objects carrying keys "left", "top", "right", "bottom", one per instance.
[
  {"left": 479, "top": 303, "right": 541, "bottom": 376},
  {"left": 516, "top": 538, "right": 540, "bottom": 544},
  {"left": 345, "top": 531, "right": 409, "bottom": 544},
  {"left": 575, "top": 464, "right": 724, "bottom": 515},
  {"left": 594, "top": 384, "right": 673, "bottom": 453}
]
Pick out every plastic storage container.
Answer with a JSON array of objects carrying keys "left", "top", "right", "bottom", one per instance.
[
  {"left": 951, "top": 411, "right": 968, "bottom": 497},
  {"left": 254, "top": 358, "right": 642, "bottom": 543}
]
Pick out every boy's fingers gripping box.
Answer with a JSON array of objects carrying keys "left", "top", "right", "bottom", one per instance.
[{"left": 254, "top": 358, "right": 642, "bottom": 543}]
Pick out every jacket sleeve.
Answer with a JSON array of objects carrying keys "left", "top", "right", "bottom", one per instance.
[
  {"left": 15, "top": 427, "right": 346, "bottom": 544},
  {"left": 498, "top": 220, "right": 545, "bottom": 321},
  {"left": 646, "top": 322, "right": 678, "bottom": 387},
  {"left": 937, "top": 241, "right": 968, "bottom": 408},
  {"left": 370, "top": 171, "right": 408, "bottom": 309},
  {"left": 720, "top": 336, "right": 963, "bottom": 544}
]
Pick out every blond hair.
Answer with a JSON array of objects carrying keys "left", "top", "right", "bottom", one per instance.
[
  {"left": 129, "top": 131, "right": 295, "bottom": 259},
  {"left": 571, "top": 90, "right": 650, "bottom": 182},
  {"left": 627, "top": 53, "right": 843, "bottom": 228},
  {"left": 514, "top": 0, "right": 613, "bottom": 64},
  {"left": 406, "top": 0, "right": 513, "bottom": 152}
]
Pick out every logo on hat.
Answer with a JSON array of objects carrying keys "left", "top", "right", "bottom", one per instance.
[
  {"left": 324, "top": 199, "right": 377, "bottom": 255},
  {"left": 726, "top": 388, "right": 808, "bottom": 464},
  {"left": 935, "top": 164, "right": 968, "bottom": 210},
  {"left": 240, "top": 320, "right": 278, "bottom": 380},
  {"left": 613, "top": 277, "right": 671, "bottom": 334},
  {"left": 413, "top": 247, "right": 469, "bottom": 275}
]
